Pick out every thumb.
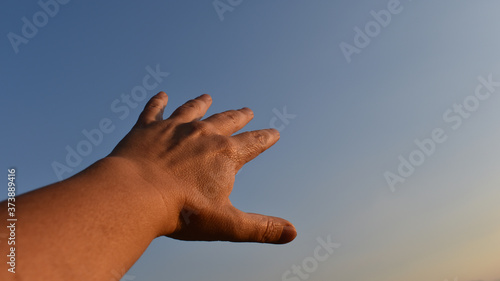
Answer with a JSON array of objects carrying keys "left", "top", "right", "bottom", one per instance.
[{"left": 225, "top": 206, "right": 297, "bottom": 244}]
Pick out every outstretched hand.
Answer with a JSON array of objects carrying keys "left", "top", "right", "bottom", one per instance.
[{"left": 110, "top": 92, "right": 297, "bottom": 244}]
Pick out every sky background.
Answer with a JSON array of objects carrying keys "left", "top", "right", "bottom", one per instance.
[{"left": 2, "top": 0, "right": 500, "bottom": 280}]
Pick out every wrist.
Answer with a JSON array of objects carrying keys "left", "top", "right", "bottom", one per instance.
[{"left": 94, "top": 156, "right": 182, "bottom": 237}]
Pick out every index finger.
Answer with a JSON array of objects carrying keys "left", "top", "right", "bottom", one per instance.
[{"left": 231, "top": 128, "right": 280, "bottom": 168}]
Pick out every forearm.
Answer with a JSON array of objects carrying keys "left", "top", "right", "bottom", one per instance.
[
  {"left": 1, "top": 157, "right": 173, "bottom": 281},
  {"left": 0, "top": 92, "right": 296, "bottom": 280}
]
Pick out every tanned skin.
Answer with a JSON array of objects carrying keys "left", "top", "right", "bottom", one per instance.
[{"left": 0, "top": 92, "right": 296, "bottom": 281}]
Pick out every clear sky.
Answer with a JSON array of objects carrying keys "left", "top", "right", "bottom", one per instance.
[{"left": 2, "top": 1, "right": 500, "bottom": 280}]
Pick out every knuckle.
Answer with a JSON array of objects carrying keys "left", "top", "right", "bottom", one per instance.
[
  {"left": 147, "top": 96, "right": 163, "bottom": 109},
  {"left": 224, "top": 110, "right": 239, "bottom": 124},
  {"left": 260, "top": 220, "right": 279, "bottom": 243},
  {"left": 211, "top": 136, "right": 239, "bottom": 159},
  {"left": 252, "top": 131, "right": 269, "bottom": 146},
  {"left": 214, "top": 136, "right": 235, "bottom": 152},
  {"left": 190, "top": 121, "right": 212, "bottom": 134},
  {"left": 176, "top": 99, "right": 202, "bottom": 114},
  {"left": 181, "top": 101, "right": 200, "bottom": 111}
]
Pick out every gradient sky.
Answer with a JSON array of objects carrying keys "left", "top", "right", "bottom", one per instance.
[{"left": 2, "top": 1, "right": 500, "bottom": 280}]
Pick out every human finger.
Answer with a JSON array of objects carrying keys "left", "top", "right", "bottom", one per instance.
[
  {"left": 135, "top": 92, "right": 169, "bottom": 127},
  {"left": 203, "top": 107, "right": 254, "bottom": 136},
  {"left": 231, "top": 128, "right": 280, "bottom": 168},
  {"left": 168, "top": 94, "right": 212, "bottom": 123}
]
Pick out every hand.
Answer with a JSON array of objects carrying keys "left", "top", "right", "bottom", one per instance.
[{"left": 109, "top": 92, "right": 297, "bottom": 244}]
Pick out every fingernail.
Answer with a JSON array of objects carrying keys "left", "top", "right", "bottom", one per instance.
[
  {"left": 240, "top": 107, "right": 253, "bottom": 114},
  {"left": 277, "top": 225, "right": 297, "bottom": 244},
  {"left": 270, "top": 128, "right": 280, "bottom": 136},
  {"left": 197, "top": 94, "right": 211, "bottom": 100}
]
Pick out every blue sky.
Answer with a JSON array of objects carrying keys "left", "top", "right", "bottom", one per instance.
[{"left": 2, "top": 1, "right": 500, "bottom": 280}]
